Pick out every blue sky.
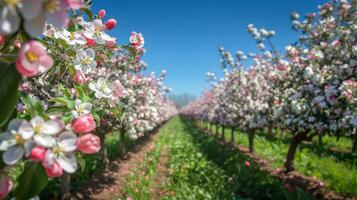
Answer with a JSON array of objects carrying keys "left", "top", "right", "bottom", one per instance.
[{"left": 92, "top": 0, "right": 326, "bottom": 95}]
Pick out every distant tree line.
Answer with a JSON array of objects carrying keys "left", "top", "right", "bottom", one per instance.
[{"left": 167, "top": 93, "right": 197, "bottom": 109}]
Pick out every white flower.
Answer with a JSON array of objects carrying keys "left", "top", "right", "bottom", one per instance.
[
  {"left": 0, "top": 119, "right": 34, "bottom": 165},
  {"left": 72, "top": 99, "right": 92, "bottom": 117},
  {"left": 83, "top": 19, "right": 113, "bottom": 44},
  {"left": 55, "top": 29, "right": 86, "bottom": 45},
  {"left": 31, "top": 116, "right": 64, "bottom": 148},
  {"left": 89, "top": 77, "right": 113, "bottom": 99},
  {"left": 73, "top": 48, "right": 97, "bottom": 74},
  {"left": 42, "top": 132, "right": 78, "bottom": 173},
  {"left": 0, "top": 1, "right": 22, "bottom": 35}
]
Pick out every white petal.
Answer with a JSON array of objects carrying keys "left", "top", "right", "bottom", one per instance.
[
  {"left": 76, "top": 49, "right": 86, "bottom": 59},
  {"left": 95, "top": 36, "right": 105, "bottom": 45},
  {"left": 24, "top": 11, "right": 46, "bottom": 37},
  {"left": 88, "top": 82, "right": 97, "bottom": 91},
  {"left": 57, "top": 153, "right": 77, "bottom": 173},
  {"left": 7, "top": 119, "right": 22, "bottom": 132},
  {"left": 0, "top": 133, "right": 15, "bottom": 151},
  {"left": 82, "top": 102, "right": 92, "bottom": 113},
  {"left": 24, "top": 140, "right": 35, "bottom": 156},
  {"left": 95, "top": 91, "right": 104, "bottom": 99},
  {"left": 58, "top": 132, "right": 77, "bottom": 152},
  {"left": 0, "top": 7, "right": 20, "bottom": 35},
  {"left": 34, "top": 135, "right": 56, "bottom": 148},
  {"left": 30, "top": 116, "right": 45, "bottom": 129},
  {"left": 85, "top": 48, "right": 95, "bottom": 58},
  {"left": 18, "top": 121, "right": 34, "bottom": 139},
  {"left": 19, "top": 0, "right": 42, "bottom": 20},
  {"left": 42, "top": 120, "right": 64, "bottom": 135},
  {"left": 3, "top": 146, "right": 24, "bottom": 165}
]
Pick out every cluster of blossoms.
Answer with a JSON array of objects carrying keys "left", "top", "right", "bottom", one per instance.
[
  {"left": 0, "top": 1, "right": 177, "bottom": 199},
  {"left": 182, "top": 0, "right": 356, "bottom": 172}
]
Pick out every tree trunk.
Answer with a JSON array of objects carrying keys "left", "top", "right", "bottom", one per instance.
[
  {"left": 119, "top": 127, "right": 126, "bottom": 156},
  {"left": 231, "top": 128, "right": 235, "bottom": 144},
  {"left": 221, "top": 126, "right": 225, "bottom": 140},
  {"left": 215, "top": 125, "right": 219, "bottom": 136},
  {"left": 60, "top": 173, "right": 71, "bottom": 200},
  {"left": 268, "top": 126, "right": 273, "bottom": 138},
  {"left": 318, "top": 134, "right": 323, "bottom": 146},
  {"left": 284, "top": 132, "right": 306, "bottom": 172},
  {"left": 209, "top": 123, "right": 213, "bottom": 134},
  {"left": 352, "top": 135, "right": 357, "bottom": 153},
  {"left": 99, "top": 130, "right": 109, "bottom": 164},
  {"left": 248, "top": 128, "right": 255, "bottom": 153}
]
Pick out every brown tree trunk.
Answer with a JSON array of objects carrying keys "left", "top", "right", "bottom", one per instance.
[
  {"left": 318, "top": 134, "right": 323, "bottom": 146},
  {"left": 268, "top": 126, "right": 274, "bottom": 138},
  {"left": 231, "top": 128, "right": 235, "bottom": 144},
  {"left": 248, "top": 128, "right": 255, "bottom": 153},
  {"left": 352, "top": 135, "right": 357, "bottom": 153},
  {"left": 99, "top": 130, "right": 109, "bottom": 164},
  {"left": 60, "top": 173, "right": 71, "bottom": 200},
  {"left": 284, "top": 132, "right": 306, "bottom": 172},
  {"left": 119, "top": 127, "right": 126, "bottom": 156},
  {"left": 221, "top": 126, "right": 225, "bottom": 140},
  {"left": 215, "top": 125, "right": 219, "bottom": 136}
]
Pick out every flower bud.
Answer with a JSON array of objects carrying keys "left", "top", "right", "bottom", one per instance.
[
  {"left": 71, "top": 114, "right": 96, "bottom": 134},
  {"left": 77, "top": 134, "right": 101, "bottom": 154},
  {"left": 29, "top": 146, "right": 46, "bottom": 162},
  {"left": 105, "top": 19, "right": 117, "bottom": 30},
  {"left": 98, "top": 9, "right": 106, "bottom": 18}
]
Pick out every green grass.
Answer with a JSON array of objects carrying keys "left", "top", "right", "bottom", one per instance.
[
  {"left": 207, "top": 124, "right": 357, "bottom": 198},
  {"left": 160, "top": 117, "right": 310, "bottom": 200}
]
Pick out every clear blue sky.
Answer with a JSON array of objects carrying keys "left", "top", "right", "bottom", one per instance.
[{"left": 92, "top": 0, "right": 326, "bottom": 95}]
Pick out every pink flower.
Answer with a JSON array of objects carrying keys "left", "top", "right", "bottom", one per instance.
[
  {"left": 98, "top": 9, "right": 106, "bottom": 19},
  {"left": 75, "top": 71, "right": 86, "bottom": 84},
  {"left": 29, "top": 146, "right": 46, "bottom": 162},
  {"left": 106, "top": 39, "right": 116, "bottom": 48},
  {"left": 105, "top": 19, "right": 117, "bottom": 30},
  {"left": 66, "top": 0, "right": 84, "bottom": 9},
  {"left": 0, "top": 174, "right": 12, "bottom": 200},
  {"left": 244, "top": 160, "right": 250, "bottom": 167},
  {"left": 77, "top": 134, "right": 101, "bottom": 154},
  {"left": 0, "top": 36, "right": 5, "bottom": 46},
  {"left": 15, "top": 40, "right": 53, "bottom": 77},
  {"left": 71, "top": 114, "right": 96, "bottom": 134},
  {"left": 113, "top": 80, "right": 125, "bottom": 97},
  {"left": 130, "top": 32, "right": 144, "bottom": 49},
  {"left": 43, "top": 161, "right": 63, "bottom": 177}
]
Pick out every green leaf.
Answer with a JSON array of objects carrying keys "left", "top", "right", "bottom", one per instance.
[
  {"left": 0, "top": 63, "right": 21, "bottom": 128},
  {"left": 14, "top": 162, "right": 49, "bottom": 200},
  {"left": 49, "top": 97, "right": 74, "bottom": 110},
  {"left": 74, "top": 85, "right": 85, "bottom": 98}
]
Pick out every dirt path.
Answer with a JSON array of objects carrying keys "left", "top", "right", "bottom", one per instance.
[
  {"left": 149, "top": 145, "right": 170, "bottom": 199},
  {"left": 76, "top": 131, "right": 161, "bottom": 200}
]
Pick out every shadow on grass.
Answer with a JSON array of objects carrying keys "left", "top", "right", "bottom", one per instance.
[{"left": 180, "top": 118, "right": 287, "bottom": 199}]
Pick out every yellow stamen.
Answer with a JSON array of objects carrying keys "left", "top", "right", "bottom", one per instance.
[
  {"left": 4, "top": 0, "right": 20, "bottom": 7},
  {"left": 81, "top": 57, "right": 91, "bottom": 65},
  {"left": 53, "top": 146, "right": 62, "bottom": 155},
  {"left": 33, "top": 125, "right": 43, "bottom": 134},
  {"left": 26, "top": 51, "right": 39, "bottom": 62},
  {"left": 45, "top": 0, "right": 60, "bottom": 13},
  {"left": 14, "top": 134, "right": 25, "bottom": 145}
]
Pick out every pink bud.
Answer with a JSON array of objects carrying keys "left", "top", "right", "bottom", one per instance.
[
  {"left": 106, "top": 40, "right": 116, "bottom": 48},
  {"left": 13, "top": 39, "right": 21, "bottom": 49},
  {"left": 74, "top": 71, "right": 86, "bottom": 84},
  {"left": 71, "top": 114, "right": 96, "bottom": 134},
  {"left": 113, "top": 80, "right": 125, "bottom": 97},
  {"left": 98, "top": 9, "right": 106, "bottom": 19},
  {"left": 244, "top": 160, "right": 250, "bottom": 167},
  {"left": 43, "top": 162, "right": 63, "bottom": 177},
  {"left": 29, "top": 146, "right": 46, "bottom": 162},
  {"left": 0, "top": 36, "right": 5, "bottom": 46},
  {"left": 85, "top": 37, "right": 96, "bottom": 47},
  {"left": 105, "top": 19, "right": 117, "bottom": 30},
  {"left": 77, "top": 133, "right": 101, "bottom": 154},
  {"left": 0, "top": 174, "right": 12, "bottom": 200}
]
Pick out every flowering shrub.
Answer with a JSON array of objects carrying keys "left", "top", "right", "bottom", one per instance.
[{"left": 0, "top": 1, "right": 177, "bottom": 199}]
